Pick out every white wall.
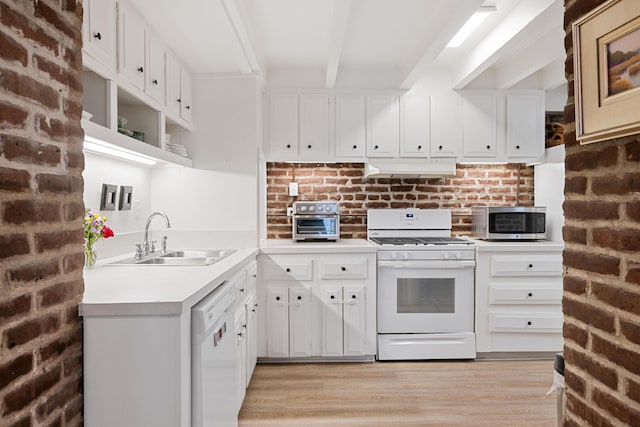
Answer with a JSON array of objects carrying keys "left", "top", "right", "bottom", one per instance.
[
  {"left": 535, "top": 146, "right": 565, "bottom": 242},
  {"left": 545, "top": 84, "right": 567, "bottom": 111}
]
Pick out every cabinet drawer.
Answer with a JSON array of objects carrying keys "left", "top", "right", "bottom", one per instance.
[
  {"left": 491, "top": 255, "right": 562, "bottom": 277},
  {"left": 489, "top": 311, "right": 563, "bottom": 333},
  {"left": 263, "top": 258, "right": 312, "bottom": 281},
  {"left": 489, "top": 284, "right": 562, "bottom": 305},
  {"left": 320, "top": 258, "right": 368, "bottom": 280}
]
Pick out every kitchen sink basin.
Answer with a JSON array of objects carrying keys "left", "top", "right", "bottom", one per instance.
[{"left": 107, "top": 249, "right": 236, "bottom": 266}]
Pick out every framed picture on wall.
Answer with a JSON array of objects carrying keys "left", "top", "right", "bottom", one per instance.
[{"left": 573, "top": 0, "right": 640, "bottom": 144}]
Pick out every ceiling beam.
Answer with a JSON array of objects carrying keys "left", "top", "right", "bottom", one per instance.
[
  {"left": 220, "top": 0, "right": 265, "bottom": 78},
  {"left": 494, "top": 26, "right": 565, "bottom": 89},
  {"left": 325, "top": 0, "right": 352, "bottom": 88},
  {"left": 451, "top": 0, "right": 562, "bottom": 89},
  {"left": 398, "top": 0, "right": 482, "bottom": 90}
]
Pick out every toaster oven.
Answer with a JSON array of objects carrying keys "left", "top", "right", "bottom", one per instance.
[{"left": 292, "top": 201, "right": 339, "bottom": 241}]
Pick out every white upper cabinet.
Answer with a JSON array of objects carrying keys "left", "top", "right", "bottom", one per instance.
[
  {"left": 366, "top": 95, "right": 399, "bottom": 157},
  {"left": 82, "top": 0, "right": 117, "bottom": 71},
  {"left": 400, "top": 94, "right": 429, "bottom": 157},
  {"left": 299, "top": 94, "right": 330, "bottom": 160},
  {"left": 166, "top": 52, "right": 193, "bottom": 125},
  {"left": 430, "top": 94, "right": 461, "bottom": 158},
  {"left": 335, "top": 94, "right": 366, "bottom": 159},
  {"left": 268, "top": 94, "right": 299, "bottom": 159},
  {"left": 117, "top": 1, "right": 145, "bottom": 90},
  {"left": 179, "top": 69, "right": 193, "bottom": 123},
  {"left": 145, "top": 33, "right": 165, "bottom": 104},
  {"left": 506, "top": 92, "right": 544, "bottom": 161},
  {"left": 462, "top": 93, "right": 498, "bottom": 158}
]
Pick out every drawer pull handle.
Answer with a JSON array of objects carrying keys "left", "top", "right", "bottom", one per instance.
[
  {"left": 307, "top": 144, "right": 312, "bottom": 149},
  {"left": 275, "top": 296, "right": 280, "bottom": 301},
  {"left": 330, "top": 295, "right": 335, "bottom": 300},
  {"left": 341, "top": 266, "right": 346, "bottom": 271},
  {"left": 438, "top": 145, "right": 443, "bottom": 150},
  {"left": 352, "top": 145, "right": 357, "bottom": 150},
  {"left": 528, "top": 292, "right": 533, "bottom": 297},
  {"left": 527, "top": 321, "right": 532, "bottom": 326},
  {"left": 528, "top": 264, "right": 533, "bottom": 268},
  {"left": 297, "top": 295, "right": 302, "bottom": 301},
  {"left": 486, "top": 145, "right": 491, "bottom": 150},
  {"left": 374, "top": 145, "right": 379, "bottom": 150},
  {"left": 285, "top": 268, "right": 291, "bottom": 272},
  {"left": 351, "top": 294, "right": 357, "bottom": 299},
  {"left": 286, "top": 144, "right": 291, "bottom": 149},
  {"left": 417, "top": 145, "right": 422, "bottom": 150}
]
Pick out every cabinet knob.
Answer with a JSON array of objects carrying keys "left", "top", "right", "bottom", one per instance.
[
  {"left": 438, "top": 145, "right": 443, "bottom": 150},
  {"left": 297, "top": 295, "right": 302, "bottom": 301},
  {"left": 374, "top": 145, "right": 379, "bottom": 150},
  {"left": 351, "top": 294, "right": 357, "bottom": 299},
  {"left": 417, "top": 145, "right": 422, "bottom": 150},
  {"left": 285, "top": 267, "right": 291, "bottom": 272},
  {"left": 341, "top": 266, "right": 346, "bottom": 271},
  {"left": 527, "top": 321, "right": 532, "bottom": 326},
  {"left": 352, "top": 145, "right": 357, "bottom": 150},
  {"left": 93, "top": 32, "right": 102, "bottom": 40},
  {"left": 186, "top": 105, "right": 191, "bottom": 110},
  {"left": 307, "top": 144, "right": 312, "bottom": 149},
  {"left": 286, "top": 144, "right": 291, "bottom": 149},
  {"left": 275, "top": 296, "right": 280, "bottom": 301},
  {"left": 240, "top": 288, "right": 245, "bottom": 293},
  {"left": 528, "top": 264, "right": 533, "bottom": 268},
  {"left": 177, "top": 98, "right": 182, "bottom": 103},
  {"left": 516, "top": 145, "right": 521, "bottom": 150},
  {"left": 528, "top": 292, "right": 533, "bottom": 297},
  {"left": 330, "top": 295, "right": 335, "bottom": 299},
  {"left": 137, "top": 66, "right": 144, "bottom": 73},
  {"left": 486, "top": 145, "right": 491, "bottom": 150},
  {"left": 152, "top": 79, "right": 158, "bottom": 85}
]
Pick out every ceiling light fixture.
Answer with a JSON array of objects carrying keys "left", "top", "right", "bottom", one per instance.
[
  {"left": 446, "top": 4, "right": 497, "bottom": 48},
  {"left": 83, "top": 137, "right": 157, "bottom": 166}
]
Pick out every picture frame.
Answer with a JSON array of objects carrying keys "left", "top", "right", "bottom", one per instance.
[{"left": 573, "top": 0, "right": 640, "bottom": 144}]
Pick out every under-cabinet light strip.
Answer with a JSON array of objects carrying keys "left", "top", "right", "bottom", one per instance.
[{"left": 83, "top": 137, "right": 157, "bottom": 166}]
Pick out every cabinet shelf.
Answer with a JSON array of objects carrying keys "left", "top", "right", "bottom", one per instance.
[{"left": 82, "top": 119, "right": 192, "bottom": 167}]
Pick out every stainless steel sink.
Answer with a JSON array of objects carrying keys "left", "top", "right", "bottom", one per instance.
[{"left": 108, "top": 249, "right": 236, "bottom": 266}]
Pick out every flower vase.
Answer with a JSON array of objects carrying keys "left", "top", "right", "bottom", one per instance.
[{"left": 84, "top": 247, "right": 97, "bottom": 268}]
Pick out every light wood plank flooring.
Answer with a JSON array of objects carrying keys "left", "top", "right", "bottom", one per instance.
[{"left": 239, "top": 360, "right": 557, "bottom": 427}]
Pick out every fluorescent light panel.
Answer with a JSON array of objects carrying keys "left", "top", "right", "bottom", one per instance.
[
  {"left": 83, "top": 137, "right": 157, "bottom": 166},
  {"left": 447, "top": 6, "right": 496, "bottom": 48}
]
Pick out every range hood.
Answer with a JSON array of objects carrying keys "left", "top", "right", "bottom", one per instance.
[{"left": 364, "top": 158, "right": 457, "bottom": 178}]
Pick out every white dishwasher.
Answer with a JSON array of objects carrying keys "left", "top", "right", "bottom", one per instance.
[{"left": 192, "top": 280, "right": 238, "bottom": 427}]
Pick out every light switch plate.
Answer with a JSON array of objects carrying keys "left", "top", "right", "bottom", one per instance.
[
  {"left": 100, "top": 184, "right": 117, "bottom": 211},
  {"left": 119, "top": 186, "right": 133, "bottom": 210},
  {"left": 289, "top": 182, "right": 299, "bottom": 196}
]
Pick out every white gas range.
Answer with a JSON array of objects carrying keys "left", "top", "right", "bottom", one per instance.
[{"left": 367, "top": 208, "right": 476, "bottom": 360}]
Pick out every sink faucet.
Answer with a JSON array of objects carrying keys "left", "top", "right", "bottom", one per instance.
[{"left": 143, "top": 212, "right": 171, "bottom": 255}]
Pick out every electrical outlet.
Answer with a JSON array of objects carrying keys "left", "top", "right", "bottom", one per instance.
[{"left": 287, "top": 207, "right": 294, "bottom": 217}]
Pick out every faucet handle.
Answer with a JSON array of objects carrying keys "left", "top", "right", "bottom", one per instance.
[
  {"left": 135, "top": 244, "right": 143, "bottom": 260},
  {"left": 150, "top": 240, "right": 157, "bottom": 253},
  {"left": 162, "top": 236, "right": 168, "bottom": 253}
]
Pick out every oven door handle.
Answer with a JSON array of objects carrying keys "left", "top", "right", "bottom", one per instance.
[{"left": 378, "top": 260, "right": 476, "bottom": 269}]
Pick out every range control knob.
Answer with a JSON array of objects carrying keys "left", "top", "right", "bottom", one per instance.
[
  {"left": 300, "top": 205, "right": 307, "bottom": 212},
  {"left": 442, "top": 252, "right": 450, "bottom": 260},
  {"left": 455, "top": 252, "right": 462, "bottom": 260},
  {"left": 402, "top": 252, "right": 409, "bottom": 259},
  {"left": 391, "top": 252, "right": 398, "bottom": 259},
  {"left": 309, "top": 205, "right": 315, "bottom": 212}
]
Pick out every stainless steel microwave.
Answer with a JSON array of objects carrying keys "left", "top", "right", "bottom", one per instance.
[{"left": 471, "top": 206, "right": 547, "bottom": 240}]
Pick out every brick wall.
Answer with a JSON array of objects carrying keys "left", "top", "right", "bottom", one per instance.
[
  {"left": 266, "top": 162, "right": 534, "bottom": 239},
  {"left": 0, "top": 1, "right": 85, "bottom": 426},
  {"left": 563, "top": 0, "right": 640, "bottom": 425}
]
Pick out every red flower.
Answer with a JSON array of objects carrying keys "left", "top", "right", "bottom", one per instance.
[{"left": 101, "top": 226, "right": 115, "bottom": 238}]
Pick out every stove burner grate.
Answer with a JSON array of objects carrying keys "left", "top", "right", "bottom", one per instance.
[{"left": 369, "top": 237, "right": 473, "bottom": 246}]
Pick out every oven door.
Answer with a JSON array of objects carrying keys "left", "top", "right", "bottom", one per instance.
[
  {"left": 293, "top": 215, "right": 339, "bottom": 240},
  {"left": 377, "top": 260, "right": 475, "bottom": 333}
]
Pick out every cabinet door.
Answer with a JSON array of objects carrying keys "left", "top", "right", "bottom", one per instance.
[
  {"left": 462, "top": 94, "right": 497, "bottom": 158},
  {"left": 165, "top": 53, "right": 182, "bottom": 119},
  {"left": 235, "top": 306, "right": 247, "bottom": 409},
  {"left": 180, "top": 69, "right": 193, "bottom": 123},
  {"left": 321, "top": 286, "right": 343, "bottom": 357},
  {"left": 400, "top": 94, "right": 429, "bottom": 157},
  {"left": 367, "top": 95, "right": 399, "bottom": 157},
  {"left": 299, "top": 94, "right": 329, "bottom": 159},
  {"left": 430, "top": 95, "right": 461, "bottom": 157},
  {"left": 246, "top": 293, "right": 258, "bottom": 385},
  {"left": 266, "top": 287, "right": 289, "bottom": 358},
  {"left": 145, "top": 32, "right": 165, "bottom": 104},
  {"left": 269, "top": 94, "right": 299, "bottom": 159},
  {"left": 506, "top": 93, "right": 544, "bottom": 159},
  {"left": 335, "top": 94, "right": 366, "bottom": 158},
  {"left": 83, "top": 0, "right": 117, "bottom": 70},
  {"left": 343, "top": 286, "right": 366, "bottom": 356},
  {"left": 117, "top": 1, "right": 145, "bottom": 90},
  {"left": 289, "top": 287, "right": 311, "bottom": 357}
]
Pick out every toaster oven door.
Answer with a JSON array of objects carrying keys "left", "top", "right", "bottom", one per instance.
[{"left": 293, "top": 215, "right": 339, "bottom": 240}]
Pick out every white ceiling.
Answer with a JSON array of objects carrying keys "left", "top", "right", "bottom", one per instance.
[{"left": 129, "top": 0, "right": 565, "bottom": 90}]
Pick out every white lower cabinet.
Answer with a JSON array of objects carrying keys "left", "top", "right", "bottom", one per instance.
[
  {"left": 258, "top": 250, "right": 376, "bottom": 360},
  {"left": 475, "top": 242, "right": 564, "bottom": 354}
]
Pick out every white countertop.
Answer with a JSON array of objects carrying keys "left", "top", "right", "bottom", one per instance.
[
  {"left": 260, "top": 238, "right": 377, "bottom": 253},
  {"left": 470, "top": 238, "right": 564, "bottom": 252},
  {"left": 80, "top": 247, "right": 258, "bottom": 317}
]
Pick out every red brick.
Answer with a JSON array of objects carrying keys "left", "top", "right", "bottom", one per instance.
[
  {"left": 563, "top": 321, "right": 588, "bottom": 347},
  {"left": 0, "top": 167, "right": 31, "bottom": 192},
  {"left": 0, "top": 294, "right": 31, "bottom": 322},
  {"left": 6, "top": 416, "right": 31, "bottom": 427},
  {"left": 35, "top": 174, "right": 83, "bottom": 194},
  {"left": 592, "top": 333, "right": 640, "bottom": 377},
  {"left": 563, "top": 249, "right": 619, "bottom": 276},
  {"left": 566, "top": 393, "right": 615, "bottom": 427},
  {"left": 34, "top": 0, "right": 77, "bottom": 39},
  {"left": 564, "top": 346, "right": 618, "bottom": 390},
  {"left": 38, "top": 327, "right": 81, "bottom": 364},
  {"left": 620, "top": 317, "right": 640, "bottom": 346},
  {"left": 593, "top": 228, "right": 640, "bottom": 252},
  {"left": 627, "top": 377, "right": 640, "bottom": 405},
  {"left": 0, "top": 29, "right": 28, "bottom": 66},
  {"left": 593, "top": 386, "right": 640, "bottom": 425},
  {"left": 36, "top": 115, "right": 84, "bottom": 142},
  {"left": 2, "top": 135, "right": 62, "bottom": 166},
  {"left": 36, "top": 377, "right": 82, "bottom": 420},
  {"left": 626, "top": 262, "right": 640, "bottom": 285},
  {"left": 563, "top": 225, "right": 587, "bottom": 244},
  {"left": 563, "top": 200, "right": 619, "bottom": 221},
  {"left": 0, "top": 101, "right": 29, "bottom": 128},
  {"left": 564, "top": 367, "right": 586, "bottom": 398},
  {"left": 34, "top": 230, "right": 84, "bottom": 253},
  {"left": 562, "top": 296, "right": 616, "bottom": 333},
  {"left": 7, "top": 259, "right": 60, "bottom": 284},
  {"left": 4, "top": 315, "right": 59, "bottom": 350},
  {"left": 39, "top": 280, "right": 79, "bottom": 308},
  {"left": 3, "top": 200, "right": 61, "bottom": 225},
  {"left": 0, "top": 2, "right": 59, "bottom": 55},
  {"left": 2, "top": 366, "right": 61, "bottom": 415},
  {"left": 0, "top": 68, "right": 59, "bottom": 110},
  {"left": 593, "top": 172, "right": 640, "bottom": 196},
  {"left": 564, "top": 275, "right": 587, "bottom": 295},
  {"left": 565, "top": 176, "right": 587, "bottom": 194},
  {"left": 565, "top": 145, "right": 619, "bottom": 171},
  {"left": 0, "top": 353, "right": 32, "bottom": 389},
  {"left": 0, "top": 234, "right": 30, "bottom": 259},
  {"left": 34, "top": 55, "right": 82, "bottom": 93},
  {"left": 62, "top": 252, "right": 84, "bottom": 274},
  {"left": 626, "top": 201, "right": 640, "bottom": 222}
]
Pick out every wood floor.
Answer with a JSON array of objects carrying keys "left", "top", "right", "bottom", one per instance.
[{"left": 238, "top": 359, "right": 557, "bottom": 427}]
